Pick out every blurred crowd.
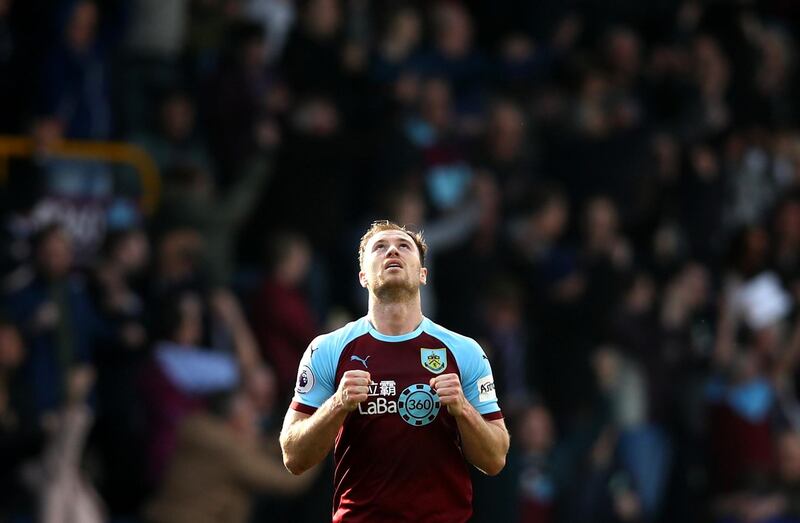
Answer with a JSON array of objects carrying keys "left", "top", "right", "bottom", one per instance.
[{"left": 2, "top": 0, "right": 800, "bottom": 522}]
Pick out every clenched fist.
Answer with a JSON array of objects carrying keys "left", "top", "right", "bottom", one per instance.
[
  {"left": 430, "top": 373, "right": 468, "bottom": 417},
  {"left": 337, "top": 370, "right": 371, "bottom": 412}
]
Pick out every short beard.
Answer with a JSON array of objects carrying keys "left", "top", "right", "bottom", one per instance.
[{"left": 372, "top": 277, "right": 417, "bottom": 302}]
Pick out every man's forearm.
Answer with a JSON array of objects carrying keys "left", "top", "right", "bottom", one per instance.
[
  {"left": 280, "top": 395, "right": 349, "bottom": 475},
  {"left": 455, "top": 406, "right": 509, "bottom": 476}
]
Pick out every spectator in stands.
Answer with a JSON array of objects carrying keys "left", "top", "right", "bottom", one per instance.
[
  {"left": 141, "top": 285, "right": 265, "bottom": 485},
  {"left": 370, "top": 5, "right": 422, "bottom": 87},
  {"left": 724, "top": 133, "right": 785, "bottom": 233},
  {"left": 473, "top": 99, "right": 537, "bottom": 215},
  {"left": 140, "top": 289, "right": 234, "bottom": 484},
  {"left": 743, "top": 25, "right": 798, "bottom": 127},
  {"left": 121, "top": 0, "right": 189, "bottom": 133},
  {"left": 413, "top": 2, "right": 487, "bottom": 118},
  {"left": 146, "top": 388, "right": 316, "bottom": 523},
  {"left": 517, "top": 404, "right": 558, "bottom": 523},
  {"left": 3, "top": 224, "right": 102, "bottom": 420},
  {"left": 593, "top": 344, "right": 672, "bottom": 520},
  {"left": 679, "top": 143, "right": 726, "bottom": 264},
  {"left": 479, "top": 279, "right": 530, "bottom": 415},
  {"left": 580, "top": 196, "right": 632, "bottom": 342},
  {"left": 683, "top": 35, "right": 731, "bottom": 141},
  {"left": 91, "top": 228, "right": 149, "bottom": 349},
  {"left": 32, "top": 365, "right": 103, "bottom": 523},
  {"left": 572, "top": 426, "right": 645, "bottom": 523},
  {"left": 599, "top": 26, "right": 644, "bottom": 134},
  {"left": 509, "top": 185, "right": 589, "bottom": 417},
  {"left": 134, "top": 90, "right": 213, "bottom": 176},
  {"left": 89, "top": 228, "right": 151, "bottom": 513},
  {"left": 154, "top": 146, "right": 274, "bottom": 286},
  {"left": 149, "top": 227, "right": 207, "bottom": 305},
  {"left": 281, "top": 0, "right": 345, "bottom": 100},
  {"left": 707, "top": 273, "right": 790, "bottom": 496},
  {"left": 205, "top": 20, "right": 283, "bottom": 179},
  {"left": 40, "top": 0, "right": 113, "bottom": 139},
  {"left": 396, "top": 77, "right": 475, "bottom": 216},
  {"left": 252, "top": 232, "right": 317, "bottom": 399},
  {"left": 0, "top": 318, "right": 45, "bottom": 519}
]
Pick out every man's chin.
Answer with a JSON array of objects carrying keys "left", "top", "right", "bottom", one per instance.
[{"left": 373, "top": 279, "right": 417, "bottom": 300}]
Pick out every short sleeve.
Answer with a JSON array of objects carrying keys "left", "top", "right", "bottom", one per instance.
[
  {"left": 290, "top": 335, "right": 337, "bottom": 413},
  {"left": 460, "top": 340, "right": 502, "bottom": 418}
]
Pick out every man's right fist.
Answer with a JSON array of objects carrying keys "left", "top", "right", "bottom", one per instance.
[{"left": 337, "top": 370, "right": 371, "bottom": 411}]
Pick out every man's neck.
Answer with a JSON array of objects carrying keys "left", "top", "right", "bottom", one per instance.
[{"left": 368, "top": 295, "right": 424, "bottom": 336}]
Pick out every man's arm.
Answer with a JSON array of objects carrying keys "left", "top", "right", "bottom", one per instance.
[
  {"left": 230, "top": 435, "right": 320, "bottom": 495},
  {"left": 431, "top": 373, "right": 510, "bottom": 476},
  {"left": 279, "top": 370, "right": 370, "bottom": 475},
  {"left": 210, "top": 288, "right": 263, "bottom": 371}
]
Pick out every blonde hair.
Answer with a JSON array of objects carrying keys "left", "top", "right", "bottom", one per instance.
[{"left": 358, "top": 220, "right": 427, "bottom": 268}]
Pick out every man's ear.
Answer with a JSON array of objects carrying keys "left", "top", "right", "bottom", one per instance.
[
  {"left": 420, "top": 267, "right": 428, "bottom": 286},
  {"left": 359, "top": 270, "right": 368, "bottom": 288}
]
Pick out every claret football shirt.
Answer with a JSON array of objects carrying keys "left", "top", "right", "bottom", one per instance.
[{"left": 290, "top": 316, "right": 503, "bottom": 523}]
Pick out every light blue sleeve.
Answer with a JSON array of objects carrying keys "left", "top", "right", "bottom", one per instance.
[
  {"left": 457, "top": 338, "right": 501, "bottom": 416},
  {"left": 290, "top": 318, "right": 371, "bottom": 410},
  {"left": 291, "top": 335, "right": 338, "bottom": 409},
  {"left": 425, "top": 320, "right": 501, "bottom": 416}
]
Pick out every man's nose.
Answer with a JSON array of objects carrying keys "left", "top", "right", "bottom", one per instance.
[{"left": 386, "top": 244, "right": 400, "bottom": 256}]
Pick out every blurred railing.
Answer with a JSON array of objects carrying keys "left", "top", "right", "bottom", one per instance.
[{"left": 0, "top": 135, "right": 160, "bottom": 214}]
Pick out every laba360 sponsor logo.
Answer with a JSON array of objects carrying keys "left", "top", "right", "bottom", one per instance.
[
  {"left": 357, "top": 383, "right": 441, "bottom": 426},
  {"left": 357, "top": 379, "right": 399, "bottom": 415},
  {"left": 358, "top": 396, "right": 398, "bottom": 414}
]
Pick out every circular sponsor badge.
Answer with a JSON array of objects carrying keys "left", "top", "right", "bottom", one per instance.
[{"left": 397, "top": 384, "right": 440, "bottom": 426}]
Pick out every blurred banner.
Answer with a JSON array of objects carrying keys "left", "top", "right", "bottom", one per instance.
[{"left": 0, "top": 136, "right": 159, "bottom": 263}]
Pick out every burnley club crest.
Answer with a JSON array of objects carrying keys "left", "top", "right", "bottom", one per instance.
[{"left": 421, "top": 348, "right": 447, "bottom": 374}]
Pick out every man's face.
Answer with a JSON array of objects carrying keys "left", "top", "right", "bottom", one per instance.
[
  {"left": 37, "top": 229, "right": 73, "bottom": 279},
  {"left": 359, "top": 230, "right": 427, "bottom": 299}
]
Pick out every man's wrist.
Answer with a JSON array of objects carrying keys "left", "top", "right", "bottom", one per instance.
[
  {"left": 451, "top": 397, "right": 473, "bottom": 419},
  {"left": 329, "top": 392, "right": 351, "bottom": 415}
]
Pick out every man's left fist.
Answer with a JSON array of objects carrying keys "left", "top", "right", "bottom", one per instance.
[{"left": 430, "top": 373, "right": 468, "bottom": 417}]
